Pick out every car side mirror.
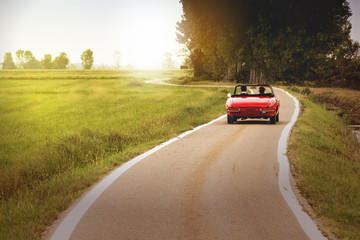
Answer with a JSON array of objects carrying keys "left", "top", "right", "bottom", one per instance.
[{"left": 227, "top": 93, "right": 231, "bottom": 98}]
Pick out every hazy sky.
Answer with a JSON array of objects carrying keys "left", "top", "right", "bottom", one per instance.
[
  {"left": 0, "top": 0, "right": 183, "bottom": 68},
  {"left": 0, "top": 0, "right": 359, "bottom": 68}
]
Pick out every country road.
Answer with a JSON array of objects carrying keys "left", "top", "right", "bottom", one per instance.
[{"left": 47, "top": 84, "right": 324, "bottom": 239}]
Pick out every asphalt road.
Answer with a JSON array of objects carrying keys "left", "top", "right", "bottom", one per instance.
[{"left": 49, "top": 88, "right": 313, "bottom": 240}]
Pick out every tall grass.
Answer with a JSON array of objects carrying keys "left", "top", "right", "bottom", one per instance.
[
  {"left": 0, "top": 70, "right": 231, "bottom": 239},
  {"left": 288, "top": 91, "right": 360, "bottom": 240}
]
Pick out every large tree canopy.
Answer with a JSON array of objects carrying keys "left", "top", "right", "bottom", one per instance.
[{"left": 178, "top": 0, "right": 357, "bottom": 86}]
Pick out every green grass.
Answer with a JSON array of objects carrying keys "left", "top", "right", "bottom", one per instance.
[
  {"left": 2, "top": 71, "right": 359, "bottom": 239},
  {"left": 168, "top": 74, "right": 236, "bottom": 86},
  {"left": 0, "top": 69, "right": 231, "bottom": 239},
  {"left": 287, "top": 90, "right": 360, "bottom": 239}
]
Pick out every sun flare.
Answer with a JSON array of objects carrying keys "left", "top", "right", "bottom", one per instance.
[{"left": 122, "top": 12, "right": 177, "bottom": 68}]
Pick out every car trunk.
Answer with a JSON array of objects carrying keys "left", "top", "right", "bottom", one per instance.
[{"left": 230, "top": 97, "right": 270, "bottom": 108}]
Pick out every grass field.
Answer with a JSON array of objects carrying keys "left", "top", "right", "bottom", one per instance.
[
  {"left": 0, "top": 69, "right": 231, "bottom": 239},
  {"left": 1, "top": 70, "right": 359, "bottom": 239},
  {"left": 287, "top": 88, "right": 360, "bottom": 240}
]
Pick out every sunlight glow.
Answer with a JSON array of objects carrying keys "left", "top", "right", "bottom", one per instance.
[
  {"left": 0, "top": 0, "right": 183, "bottom": 68},
  {"left": 124, "top": 13, "right": 174, "bottom": 68}
]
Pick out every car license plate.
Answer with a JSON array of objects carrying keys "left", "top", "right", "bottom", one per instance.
[{"left": 246, "top": 108, "right": 257, "bottom": 114}]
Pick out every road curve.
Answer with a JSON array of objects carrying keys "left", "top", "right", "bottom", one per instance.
[{"left": 47, "top": 87, "right": 321, "bottom": 239}]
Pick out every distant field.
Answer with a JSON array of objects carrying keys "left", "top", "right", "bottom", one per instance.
[{"left": 0, "top": 70, "right": 231, "bottom": 239}]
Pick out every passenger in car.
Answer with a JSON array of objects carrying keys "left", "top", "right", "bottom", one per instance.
[
  {"left": 259, "top": 86, "right": 265, "bottom": 95},
  {"left": 240, "top": 86, "right": 247, "bottom": 94}
]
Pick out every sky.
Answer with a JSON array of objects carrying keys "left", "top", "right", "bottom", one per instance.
[
  {"left": 348, "top": 0, "right": 360, "bottom": 42},
  {"left": 0, "top": 0, "right": 359, "bottom": 69},
  {"left": 0, "top": 0, "right": 184, "bottom": 68}
]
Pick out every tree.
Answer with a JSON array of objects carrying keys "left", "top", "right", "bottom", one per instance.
[
  {"left": 319, "top": 39, "right": 360, "bottom": 89},
  {"left": 162, "top": 52, "right": 175, "bottom": 69},
  {"left": 244, "top": 0, "right": 352, "bottom": 84},
  {"left": 113, "top": 51, "right": 121, "bottom": 69},
  {"left": 53, "top": 52, "right": 69, "bottom": 69},
  {"left": 24, "top": 50, "right": 33, "bottom": 63},
  {"left": 2, "top": 52, "right": 17, "bottom": 69},
  {"left": 41, "top": 54, "right": 53, "bottom": 69},
  {"left": 23, "top": 50, "right": 41, "bottom": 69},
  {"left": 177, "top": 0, "right": 352, "bottom": 85},
  {"left": 181, "top": 55, "right": 192, "bottom": 69},
  {"left": 81, "top": 49, "right": 94, "bottom": 69},
  {"left": 176, "top": 16, "right": 207, "bottom": 77},
  {"left": 16, "top": 50, "right": 24, "bottom": 69}
]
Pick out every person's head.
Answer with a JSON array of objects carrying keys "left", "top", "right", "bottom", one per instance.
[
  {"left": 259, "top": 86, "right": 265, "bottom": 94},
  {"left": 241, "top": 86, "right": 247, "bottom": 92}
]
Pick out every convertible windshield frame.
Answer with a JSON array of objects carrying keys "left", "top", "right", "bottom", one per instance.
[{"left": 232, "top": 84, "right": 275, "bottom": 97}]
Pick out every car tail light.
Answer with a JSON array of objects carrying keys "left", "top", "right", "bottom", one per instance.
[
  {"left": 266, "top": 99, "right": 276, "bottom": 108},
  {"left": 260, "top": 108, "right": 274, "bottom": 113}
]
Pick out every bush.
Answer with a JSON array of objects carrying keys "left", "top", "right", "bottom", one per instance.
[
  {"left": 290, "top": 86, "right": 299, "bottom": 92},
  {"left": 193, "top": 74, "right": 211, "bottom": 82},
  {"left": 301, "top": 87, "right": 311, "bottom": 96},
  {"left": 128, "top": 80, "right": 143, "bottom": 87}
]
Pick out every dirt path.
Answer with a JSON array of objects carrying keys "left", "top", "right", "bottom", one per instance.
[{"left": 145, "top": 78, "right": 235, "bottom": 88}]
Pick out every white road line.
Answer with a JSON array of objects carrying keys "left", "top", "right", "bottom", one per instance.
[
  {"left": 50, "top": 115, "right": 226, "bottom": 240},
  {"left": 275, "top": 88, "right": 326, "bottom": 240}
]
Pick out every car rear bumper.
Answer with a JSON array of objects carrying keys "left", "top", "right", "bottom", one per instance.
[{"left": 227, "top": 107, "right": 277, "bottom": 118}]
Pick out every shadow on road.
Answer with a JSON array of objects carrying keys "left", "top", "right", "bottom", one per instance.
[{"left": 223, "top": 120, "right": 288, "bottom": 126}]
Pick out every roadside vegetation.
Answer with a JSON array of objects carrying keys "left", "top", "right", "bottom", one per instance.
[
  {"left": 287, "top": 87, "right": 360, "bottom": 240},
  {"left": 0, "top": 69, "right": 230, "bottom": 240},
  {"left": 310, "top": 87, "right": 360, "bottom": 125}
]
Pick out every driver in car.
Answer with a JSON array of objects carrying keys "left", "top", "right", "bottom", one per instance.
[
  {"left": 240, "top": 86, "right": 247, "bottom": 94},
  {"left": 259, "top": 86, "right": 265, "bottom": 95}
]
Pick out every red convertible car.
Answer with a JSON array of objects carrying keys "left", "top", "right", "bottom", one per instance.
[{"left": 226, "top": 84, "right": 280, "bottom": 124}]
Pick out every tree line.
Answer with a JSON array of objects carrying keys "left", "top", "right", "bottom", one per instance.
[
  {"left": 177, "top": 0, "right": 360, "bottom": 88},
  {"left": 2, "top": 49, "right": 94, "bottom": 70}
]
